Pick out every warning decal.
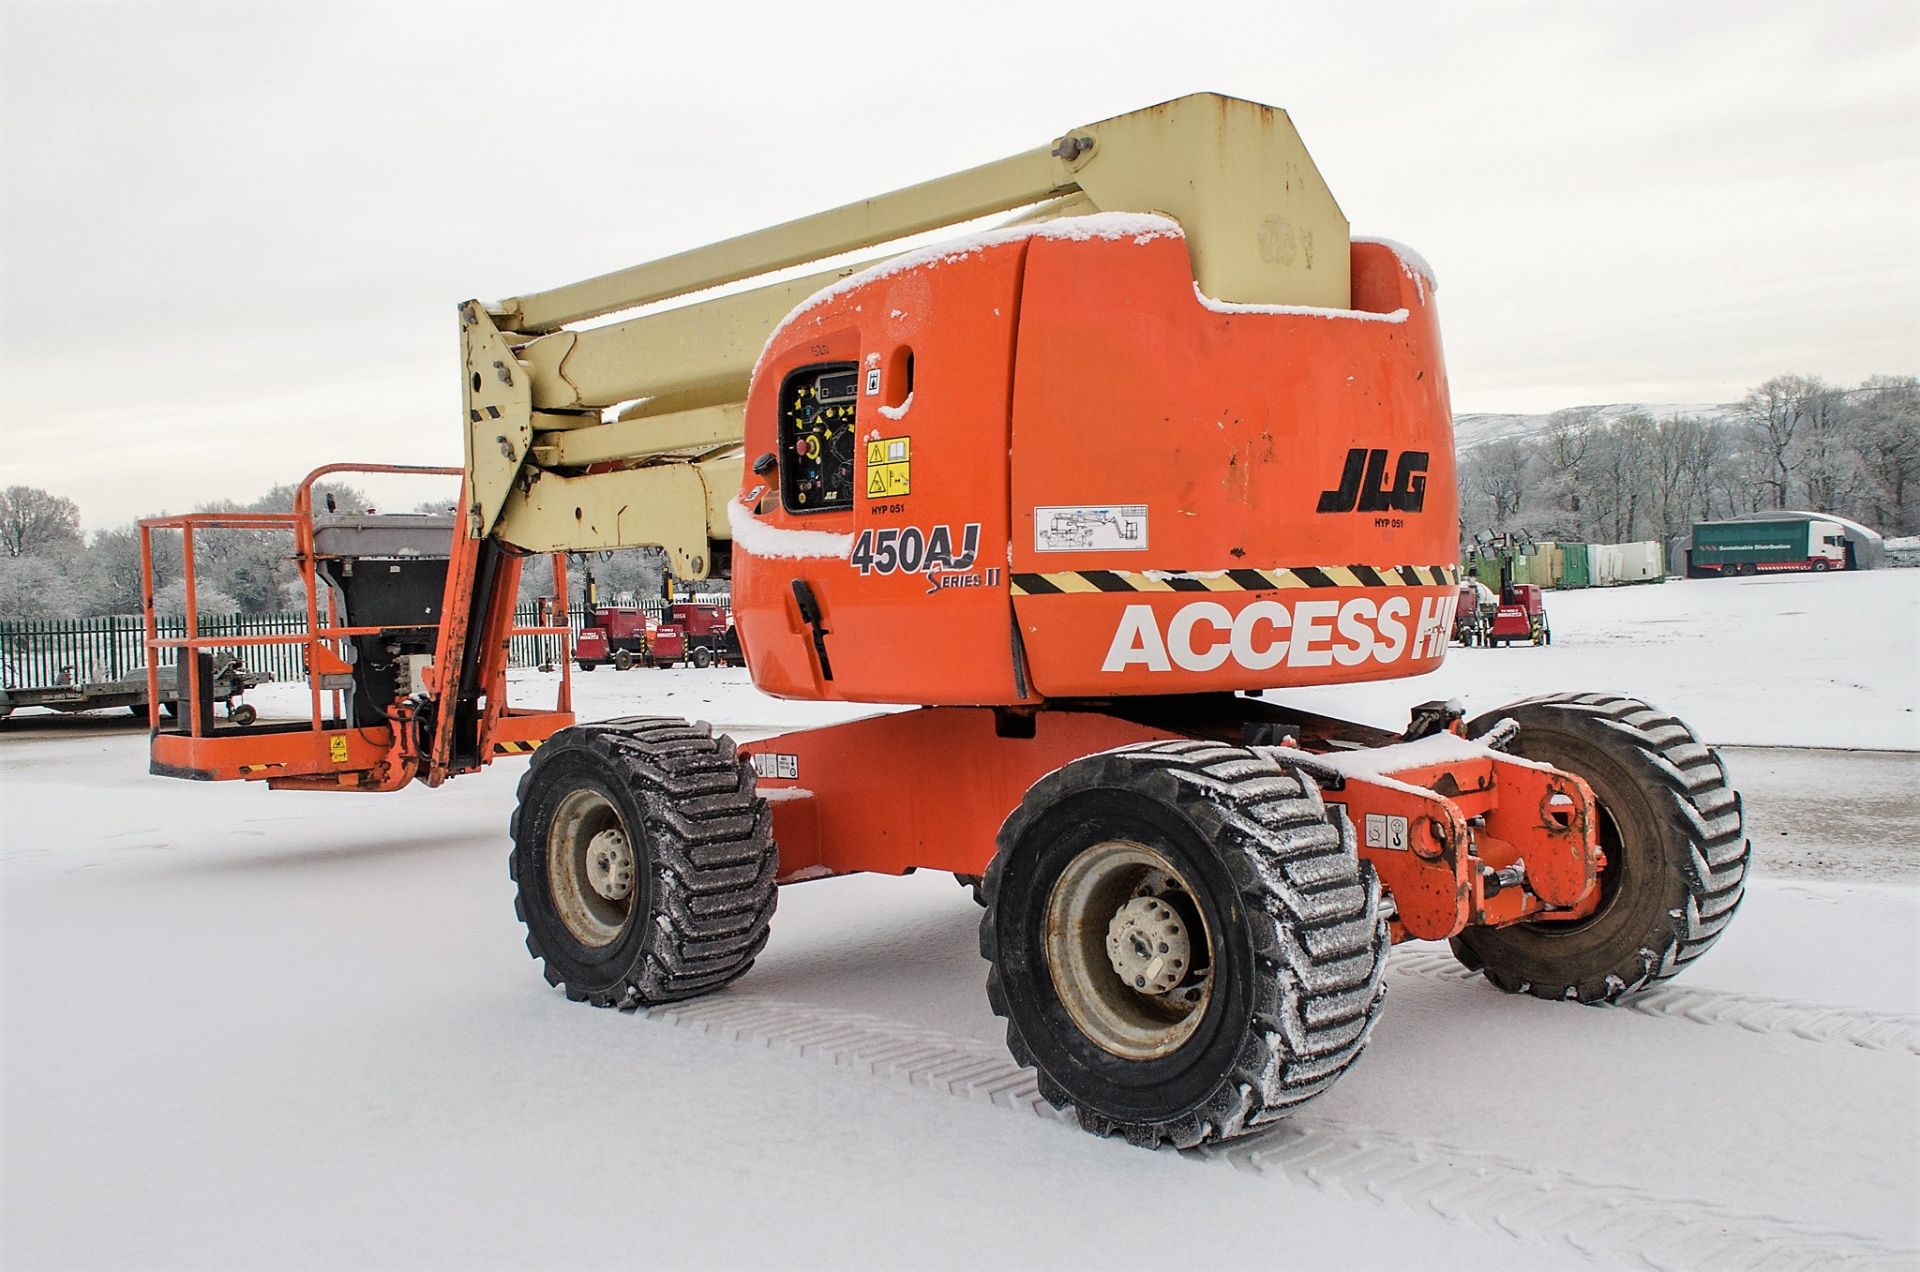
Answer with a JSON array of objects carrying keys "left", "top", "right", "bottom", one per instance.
[
  {"left": 866, "top": 436, "right": 910, "bottom": 499},
  {"left": 1364, "top": 813, "right": 1410, "bottom": 852},
  {"left": 750, "top": 752, "right": 799, "bottom": 781},
  {"left": 328, "top": 735, "right": 349, "bottom": 764},
  {"left": 1035, "top": 505, "right": 1148, "bottom": 553}
]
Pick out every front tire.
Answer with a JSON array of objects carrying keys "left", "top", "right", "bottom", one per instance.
[
  {"left": 983, "top": 741, "right": 1388, "bottom": 1148},
  {"left": 510, "top": 717, "right": 776, "bottom": 1007},
  {"left": 1451, "top": 694, "right": 1749, "bottom": 1003}
]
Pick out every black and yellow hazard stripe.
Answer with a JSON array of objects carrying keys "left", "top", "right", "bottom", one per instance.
[
  {"left": 492, "top": 738, "right": 543, "bottom": 756},
  {"left": 1010, "top": 564, "right": 1458, "bottom": 597}
]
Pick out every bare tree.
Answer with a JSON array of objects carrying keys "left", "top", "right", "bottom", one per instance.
[
  {"left": 0, "top": 486, "right": 83, "bottom": 559},
  {"left": 1536, "top": 407, "right": 1601, "bottom": 533},
  {"left": 0, "top": 556, "right": 84, "bottom": 619},
  {"left": 1643, "top": 415, "right": 1700, "bottom": 563},
  {"left": 1471, "top": 438, "right": 1532, "bottom": 529},
  {"left": 78, "top": 525, "right": 157, "bottom": 616},
  {"left": 1848, "top": 375, "right": 1920, "bottom": 534},
  {"left": 1588, "top": 413, "right": 1655, "bottom": 541},
  {"left": 1742, "top": 375, "right": 1827, "bottom": 509},
  {"left": 1793, "top": 378, "right": 1855, "bottom": 511}
]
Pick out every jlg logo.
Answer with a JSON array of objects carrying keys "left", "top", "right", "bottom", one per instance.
[
  {"left": 1316, "top": 449, "right": 1429, "bottom": 514},
  {"left": 1102, "top": 594, "right": 1457, "bottom": 673}
]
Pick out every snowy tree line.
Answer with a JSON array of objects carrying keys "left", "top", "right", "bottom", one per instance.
[
  {"left": 4, "top": 370, "right": 1912, "bottom": 619},
  {"left": 0, "top": 480, "right": 367, "bottom": 620},
  {"left": 1458, "top": 374, "right": 1919, "bottom": 560},
  {"left": 0, "top": 480, "right": 668, "bottom": 621}
]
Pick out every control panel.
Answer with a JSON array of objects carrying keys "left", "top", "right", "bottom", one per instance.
[{"left": 779, "top": 362, "right": 859, "bottom": 514}]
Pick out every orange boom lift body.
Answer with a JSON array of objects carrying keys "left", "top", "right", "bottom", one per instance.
[
  {"left": 727, "top": 225, "right": 1598, "bottom": 941},
  {"left": 140, "top": 96, "right": 1747, "bottom": 1147}
]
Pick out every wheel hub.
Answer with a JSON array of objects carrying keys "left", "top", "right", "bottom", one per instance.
[
  {"left": 586, "top": 828, "right": 635, "bottom": 901},
  {"left": 1044, "top": 840, "right": 1214, "bottom": 1061},
  {"left": 1105, "top": 896, "right": 1191, "bottom": 995},
  {"left": 545, "top": 787, "right": 636, "bottom": 948}
]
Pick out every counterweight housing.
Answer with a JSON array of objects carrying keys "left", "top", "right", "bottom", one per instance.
[{"left": 733, "top": 221, "right": 1459, "bottom": 704}]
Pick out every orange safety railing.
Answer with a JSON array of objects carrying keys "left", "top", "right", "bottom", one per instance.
[{"left": 139, "top": 464, "right": 572, "bottom": 783}]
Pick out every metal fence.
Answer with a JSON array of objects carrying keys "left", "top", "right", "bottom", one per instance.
[
  {"left": 1, "top": 604, "right": 587, "bottom": 690},
  {"left": 2, "top": 592, "right": 736, "bottom": 691}
]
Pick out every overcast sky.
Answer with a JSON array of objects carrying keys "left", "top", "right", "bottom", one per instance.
[{"left": 2, "top": 0, "right": 1915, "bottom": 530}]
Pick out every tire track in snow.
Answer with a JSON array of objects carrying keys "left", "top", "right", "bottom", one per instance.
[
  {"left": 1387, "top": 947, "right": 1920, "bottom": 1055},
  {"left": 1211, "top": 1123, "right": 1913, "bottom": 1271},
  {"left": 650, "top": 995, "right": 1060, "bottom": 1115},
  {"left": 648, "top": 994, "right": 1913, "bottom": 1270}
]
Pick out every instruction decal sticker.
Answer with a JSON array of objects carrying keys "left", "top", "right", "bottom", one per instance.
[
  {"left": 750, "top": 752, "right": 800, "bottom": 781},
  {"left": 1035, "top": 505, "right": 1148, "bottom": 553},
  {"left": 866, "top": 436, "right": 910, "bottom": 499},
  {"left": 1364, "top": 813, "right": 1410, "bottom": 852}
]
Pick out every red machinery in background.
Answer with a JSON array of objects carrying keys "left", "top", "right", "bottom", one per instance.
[
  {"left": 1475, "top": 531, "right": 1551, "bottom": 647},
  {"left": 648, "top": 602, "right": 738, "bottom": 668},
  {"left": 1488, "top": 582, "right": 1550, "bottom": 646},
  {"left": 572, "top": 562, "right": 740, "bottom": 671},
  {"left": 574, "top": 605, "right": 650, "bottom": 671}
]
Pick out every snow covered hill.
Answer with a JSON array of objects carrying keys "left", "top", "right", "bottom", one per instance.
[{"left": 1453, "top": 401, "right": 1741, "bottom": 451}]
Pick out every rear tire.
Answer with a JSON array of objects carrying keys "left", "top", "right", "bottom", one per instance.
[
  {"left": 510, "top": 717, "right": 776, "bottom": 1007},
  {"left": 612, "top": 650, "right": 634, "bottom": 672},
  {"left": 577, "top": 659, "right": 596, "bottom": 672},
  {"left": 983, "top": 741, "right": 1388, "bottom": 1148},
  {"left": 692, "top": 646, "right": 714, "bottom": 669},
  {"left": 1450, "top": 694, "right": 1748, "bottom": 1003}
]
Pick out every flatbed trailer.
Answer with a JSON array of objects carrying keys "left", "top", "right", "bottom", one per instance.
[{"left": 1, "top": 660, "right": 262, "bottom": 722}]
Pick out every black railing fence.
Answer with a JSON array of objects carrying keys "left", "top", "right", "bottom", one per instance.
[{"left": 0, "top": 602, "right": 695, "bottom": 690}]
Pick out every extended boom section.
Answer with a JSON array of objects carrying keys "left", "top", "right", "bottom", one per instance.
[{"left": 460, "top": 93, "right": 1350, "bottom": 574}]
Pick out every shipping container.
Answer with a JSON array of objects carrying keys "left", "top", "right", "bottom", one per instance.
[
  {"left": 1589, "top": 543, "right": 1620, "bottom": 587},
  {"left": 1688, "top": 519, "right": 1847, "bottom": 576},
  {"left": 1556, "top": 542, "right": 1591, "bottom": 589},
  {"left": 1524, "top": 541, "right": 1558, "bottom": 588},
  {"left": 1615, "top": 540, "right": 1663, "bottom": 582}
]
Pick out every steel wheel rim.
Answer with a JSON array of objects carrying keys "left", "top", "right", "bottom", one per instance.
[
  {"left": 1044, "top": 839, "right": 1214, "bottom": 1061},
  {"left": 546, "top": 787, "right": 636, "bottom": 947}
]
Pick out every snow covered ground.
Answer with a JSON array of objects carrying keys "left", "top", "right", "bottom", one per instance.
[
  {"left": 1279, "top": 569, "right": 1920, "bottom": 751},
  {"left": 4, "top": 571, "right": 1917, "bottom": 1269}
]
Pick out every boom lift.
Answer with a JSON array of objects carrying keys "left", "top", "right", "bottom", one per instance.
[{"left": 142, "top": 94, "right": 1749, "bottom": 1148}]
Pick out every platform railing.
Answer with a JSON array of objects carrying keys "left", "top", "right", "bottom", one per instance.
[{"left": 139, "top": 464, "right": 571, "bottom": 748}]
